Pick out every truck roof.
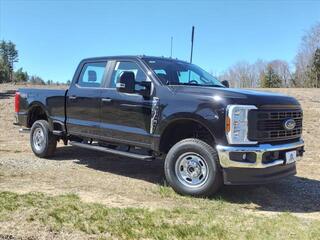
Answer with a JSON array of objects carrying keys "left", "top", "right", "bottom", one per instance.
[{"left": 81, "top": 55, "right": 190, "bottom": 64}]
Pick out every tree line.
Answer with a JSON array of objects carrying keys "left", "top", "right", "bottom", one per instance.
[
  {"left": 219, "top": 22, "right": 320, "bottom": 88},
  {"left": 0, "top": 22, "right": 319, "bottom": 87}
]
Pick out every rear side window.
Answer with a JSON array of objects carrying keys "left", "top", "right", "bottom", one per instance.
[{"left": 78, "top": 62, "right": 107, "bottom": 88}]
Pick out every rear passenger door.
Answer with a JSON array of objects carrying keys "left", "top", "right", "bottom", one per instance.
[{"left": 66, "top": 61, "right": 107, "bottom": 138}]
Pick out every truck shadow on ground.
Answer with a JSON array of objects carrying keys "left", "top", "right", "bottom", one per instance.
[{"left": 53, "top": 146, "right": 320, "bottom": 214}]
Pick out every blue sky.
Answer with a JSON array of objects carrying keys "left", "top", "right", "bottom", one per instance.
[{"left": 0, "top": 0, "right": 319, "bottom": 83}]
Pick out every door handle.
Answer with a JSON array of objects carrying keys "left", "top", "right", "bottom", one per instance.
[
  {"left": 120, "top": 103, "right": 142, "bottom": 108},
  {"left": 101, "top": 98, "right": 112, "bottom": 103},
  {"left": 69, "top": 95, "right": 77, "bottom": 100}
]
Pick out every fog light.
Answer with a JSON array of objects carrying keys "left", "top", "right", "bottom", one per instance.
[{"left": 229, "top": 152, "right": 256, "bottom": 163}]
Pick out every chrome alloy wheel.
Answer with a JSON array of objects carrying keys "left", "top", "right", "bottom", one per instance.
[
  {"left": 175, "top": 152, "right": 209, "bottom": 188},
  {"left": 32, "top": 127, "right": 46, "bottom": 152}
]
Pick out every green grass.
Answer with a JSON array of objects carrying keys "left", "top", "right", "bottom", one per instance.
[
  {"left": 0, "top": 191, "right": 319, "bottom": 240},
  {"left": 156, "top": 182, "right": 177, "bottom": 198}
]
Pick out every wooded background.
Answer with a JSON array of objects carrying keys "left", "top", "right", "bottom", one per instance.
[{"left": 0, "top": 23, "right": 319, "bottom": 88}]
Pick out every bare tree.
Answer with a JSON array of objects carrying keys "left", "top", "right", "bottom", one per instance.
[
  {"left": 252, "top": 59, "right": 268, "bottom": 87},
  {"left": 220, "top": 61, "right": 253, "bottom": 88},
  {"left": 294, "top": 22, "right": 320, "bottom": 87},
  {"left": 220, "top": 60, "right": 267, "bottom": 88},
  {"left": 269, "top": 60, "right": 292, "bottom": 87}
]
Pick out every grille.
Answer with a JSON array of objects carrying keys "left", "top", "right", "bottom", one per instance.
[{"left": 248, "top": 109, "right": 303, "bottom": 143}]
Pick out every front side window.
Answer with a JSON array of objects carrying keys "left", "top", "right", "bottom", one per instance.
[
  {"left": 143, "top": 58, "right": 224, "bottom": 87},
  {"left": 110, "top": 61, "right": 147, "bottom": 90},
  {"left": 78, "top": 62, "right": 107, "bottom": 88}
]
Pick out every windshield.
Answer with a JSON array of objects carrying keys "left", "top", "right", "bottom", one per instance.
[{"left": 143, "top": 58, "right": 224, "bottom": 87}]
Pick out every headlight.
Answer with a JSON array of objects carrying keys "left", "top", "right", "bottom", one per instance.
[{"left": 226, "top": 105, "right": 257, "bottom": 145}]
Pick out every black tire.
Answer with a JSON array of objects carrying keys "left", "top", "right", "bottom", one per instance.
[
  {"left": 30, "top": 120, "right": 57, "bottom": 158},
  {"left": 164, "top": 138, "right": 222, "bottom": 197}
]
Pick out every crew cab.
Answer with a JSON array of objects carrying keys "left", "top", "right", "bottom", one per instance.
[{"left": 14, "top": 56, "right": 304, "bottom": 197}]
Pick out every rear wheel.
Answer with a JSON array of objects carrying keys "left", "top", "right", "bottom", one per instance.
[
  {"left": 30, "top": 120, "right": 57, "bottom": 158},
  {"left": 164, "top": 138, "right": 222, "bottom": 197}
]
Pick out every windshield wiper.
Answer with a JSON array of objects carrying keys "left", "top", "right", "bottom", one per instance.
[
  {"left": 180, "top": 82, "right": 199, "bottom": 86},
  {"left": 173, "top": 83, "right": 224, "bottom": 88},
  {"left": 204, "top": 84, "right": 225, "bottom": 88}
]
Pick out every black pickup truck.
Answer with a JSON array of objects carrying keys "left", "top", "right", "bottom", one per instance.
[{"left": 14, "top": 56, "right": 304, "bottom": 197}]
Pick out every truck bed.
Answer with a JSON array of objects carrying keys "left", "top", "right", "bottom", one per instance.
[{"left": 17, "top": 88, "right": 67, "bottom": 127}]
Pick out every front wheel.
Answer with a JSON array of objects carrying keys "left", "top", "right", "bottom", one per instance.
[
  {"left": 30, "top": 120, "right": 57, "bottom": 158},
  {"left": 164, "top": 138, "right": 222, "bottom": 197}
]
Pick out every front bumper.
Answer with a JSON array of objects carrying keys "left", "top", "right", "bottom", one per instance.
[
  {"left": 216, "top": 139, "right": 304, "bottom": 184},
  {"left": 222, "top": 163, "right": 297, "bottom": 185}
]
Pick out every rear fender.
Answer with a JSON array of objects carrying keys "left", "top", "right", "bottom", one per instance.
[{"left": 27, "top": 102, "right": 53, "bottom": 129}]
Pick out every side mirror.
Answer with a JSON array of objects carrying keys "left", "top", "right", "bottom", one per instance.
[
  {"left": 116, "top": 71, "right": 152, "bottom": 98},
  {"left": 138, "top": 81, "right": 151, "bottom": 98},
  {"left": 116, "top": 71, "right": 135, "bottom": 94},
  {"left": 221, "top": 80, "right": 229, "bottom": 88}
]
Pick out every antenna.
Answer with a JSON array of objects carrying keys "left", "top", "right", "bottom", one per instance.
[
  {"left": 170, "top": 36, "right": 173, "bottom": 58},
  {"left": 190, "top": 26, "right": 195, "bottom": 63}
]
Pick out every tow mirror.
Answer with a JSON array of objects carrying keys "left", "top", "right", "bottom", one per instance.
[
  {"left": 138, "top": 81, "right": 151, "bottom": 98},
  {"left": 116, "top": 71, "right": 135, "bottom": 94},
  {"left": 116, "top": 71, "right": 152, "bottom": 98},
  {"left": 221, "top": 80, "right": 229, "bottom": 88}
]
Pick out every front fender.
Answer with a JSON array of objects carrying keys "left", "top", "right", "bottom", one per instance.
[
  {"left": 151, "top": 100, "right": 227, "bottom": 151},
  {"left": 157, "top": 111, "right": 219, "bottom": 138}
]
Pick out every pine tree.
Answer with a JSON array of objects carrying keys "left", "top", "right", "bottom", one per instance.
[
  {"left": 0, "top": 58, "right": 10, "bottom": 83},
  {"left": 14, "top": 68, "right": 28, "bottom": 83},
  {"left": 260, "top": 64, "right": 282, "bottom": 88},
  {"left": 308, "top": 48, "right": 320, "bottom": 88},
  {"left": 0, "top": 40, "right": 19, "bottom": 82}
]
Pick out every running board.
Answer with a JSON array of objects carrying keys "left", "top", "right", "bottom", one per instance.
[
  {"left": 19, "top": 128, "right": 30, "bottom": 133},
  {"left": 53, "top": 130, "right": 64, "bottom": 136},
  {"left": 69, "top": 141, "right": 154, "bottom": 161}
]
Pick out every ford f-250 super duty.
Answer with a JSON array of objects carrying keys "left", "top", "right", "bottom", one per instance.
[{"left": 14, "top": 56, "right": 304, "bottom": 197}]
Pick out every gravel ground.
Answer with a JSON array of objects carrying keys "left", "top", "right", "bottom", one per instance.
[{"left": 0, "top": 84, "right": 319, "bottom": 219}]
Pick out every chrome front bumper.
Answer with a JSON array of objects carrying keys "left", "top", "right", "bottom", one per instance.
[{"left": 216, "top": 139, "right": 304, "bottom": 169}]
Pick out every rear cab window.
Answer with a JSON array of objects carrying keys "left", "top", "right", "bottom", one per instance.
[{"left": 77, "top": 62, "right": 107, "bottom": 88}]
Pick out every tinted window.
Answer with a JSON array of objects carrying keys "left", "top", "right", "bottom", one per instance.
[
  {"left": 178, "top": 70, "right": 201, "bottom": 83},
  {"left": 153, "top": 69, "right": 169, "bottom": 84},
  {"left": 143, "top": 58, "right": 224, "bottom": 87},
  {"left": 110, "top": 61, "right": 146, "bottom": 90},
  {"left": 78, "top": 62, "right": 107, "bottom": 88}
]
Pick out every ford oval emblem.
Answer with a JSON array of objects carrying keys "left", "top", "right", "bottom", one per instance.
[{"left": 284, "top": 119, "right": 296, "bottom": 130}]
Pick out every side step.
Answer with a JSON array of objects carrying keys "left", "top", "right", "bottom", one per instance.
[
  {"left": 19, "top": 128, "right": 30, "bottom": 133},
  {"left": 53, "top": 130, "right": 64, "bottom": 136},
  {"left": 69, "top": 141, "right": 154, "bottom": 161},
  {"left": 19, "top": 128, "right": 63, "bottom": 135}
]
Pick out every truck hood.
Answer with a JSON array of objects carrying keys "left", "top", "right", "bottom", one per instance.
[{"left": 169, "top": 86, "right": 300, "bottom": 108}]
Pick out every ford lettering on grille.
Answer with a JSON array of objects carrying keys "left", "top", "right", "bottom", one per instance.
[{"left": 284, "top": 119, "right": 296, "bottom": 130}]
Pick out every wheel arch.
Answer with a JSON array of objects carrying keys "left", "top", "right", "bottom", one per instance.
[
  {"left": 27, "top": 102, "right": 52, "bottom": 129},
  {"left": 158, "top": 116, "right": 217, "bottom": 153}
]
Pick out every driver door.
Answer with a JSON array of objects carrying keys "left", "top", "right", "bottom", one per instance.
[{"left": 100, "top": 60, "right": 153, "bottom": 147}]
